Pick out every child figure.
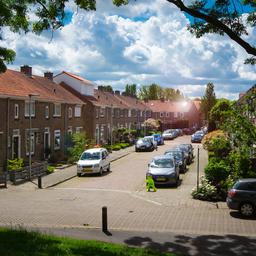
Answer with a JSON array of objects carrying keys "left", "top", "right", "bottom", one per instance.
[{"left": 146, "top": 175, "right": 157, "bottom": 192}]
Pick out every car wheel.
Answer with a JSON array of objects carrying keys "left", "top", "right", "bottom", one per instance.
[
  {"left": 240, "top": 203, "right": 254, "bottom": 217},
  {"left": 107, "top": 164, "right": 110, "bottom": 172},
  {"left": 77, "top": 173, "right": 81, "bottom": 177}
]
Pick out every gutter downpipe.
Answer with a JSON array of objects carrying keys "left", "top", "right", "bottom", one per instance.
[{"left": 6, "top": 98, "right": 10, "bottom": 170}]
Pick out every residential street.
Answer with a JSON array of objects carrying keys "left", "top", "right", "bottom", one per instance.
[{"left": 1, "top": 136, "right": 256, "bottom": 255}]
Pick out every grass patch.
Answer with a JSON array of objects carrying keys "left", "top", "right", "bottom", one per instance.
[{"left": 0, "top": 228, "right": 175, "bottom": 256}]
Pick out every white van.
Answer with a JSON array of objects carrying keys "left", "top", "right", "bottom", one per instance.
[{"left": 77, "top": 148, "right": 110, "bottom": 176}]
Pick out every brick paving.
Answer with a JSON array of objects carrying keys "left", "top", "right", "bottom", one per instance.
[{"left": 1, "top": 139, "right": 256, "bottom": 239}]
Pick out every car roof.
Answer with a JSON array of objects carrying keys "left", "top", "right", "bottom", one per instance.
[
  {"left": 236, "top": 178, "right": 256, "bottom": 183},
  {"left": 153, "top": 155, "right": 174, "bottom": 160},
  {"left": 83, "top": 148, "right": 106, "bottom": 153}
]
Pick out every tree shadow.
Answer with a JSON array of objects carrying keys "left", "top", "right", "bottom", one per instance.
[{"left": 124, "top": 234, "right": 256, "bottom": 256}]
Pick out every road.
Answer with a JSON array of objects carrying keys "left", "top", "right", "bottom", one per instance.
[{"left": 0, "top": 135, "right": 256, "bottom": 255}]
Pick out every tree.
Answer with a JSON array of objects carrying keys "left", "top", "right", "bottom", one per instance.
[
  {"left": 200, "top": 83, "right": 217, "bottom": 127},
  {"left": 0, "top": 0, "right": 255, "bottom": 72},
  {"left": 124, "top": 84, "right": 137, "bottom": 97}
]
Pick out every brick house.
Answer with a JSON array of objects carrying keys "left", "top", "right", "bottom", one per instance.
[
  {"left": 0, "top": 67, "right": 85, "bottom": 172},
  {"left": 54, "top": 72, "right": 150, "bottom": 144},
  {"left": 144, "top": 99, "right": 202, "bottom": 130}
]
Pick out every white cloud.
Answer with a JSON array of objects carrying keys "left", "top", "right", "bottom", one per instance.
[{"left": 4, "top": 0, "right": 256, "bottom": 100}]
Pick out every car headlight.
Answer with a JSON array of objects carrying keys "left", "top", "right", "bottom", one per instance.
[{"left": 94, "top": 164, "right": 99, "bottom": 168}]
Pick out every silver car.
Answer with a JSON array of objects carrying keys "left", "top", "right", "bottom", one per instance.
[{"left": 147, "top": 155, "right": 179, "bottom": 187}]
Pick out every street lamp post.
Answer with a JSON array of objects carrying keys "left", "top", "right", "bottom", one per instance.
[{"left": 28, "top": 93, "right": 39, "bottom": 180}]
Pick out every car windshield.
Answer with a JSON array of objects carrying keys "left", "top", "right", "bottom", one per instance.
[
  {"left": 166, "top": 151, "right": 182, "bottom": 160},
  {"left": 80, "top": 152, "right": 101, "bottom": 160},
  {"left": 151, "top": 158, "right": 174, "bottom": 168}
]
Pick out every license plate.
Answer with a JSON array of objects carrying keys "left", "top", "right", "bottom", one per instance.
[
  {"left": 83, "top": 168, "right": 92, "bottom": 172},
  {"left": 156, "top": 178, "right": 166, "bottom": 181}
]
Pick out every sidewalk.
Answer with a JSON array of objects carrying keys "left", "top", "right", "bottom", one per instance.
[{"left": 40, "top": 146, "right": 135, "bottom": 188}]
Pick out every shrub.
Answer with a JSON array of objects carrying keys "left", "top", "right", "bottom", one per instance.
[
  {"left": 111, "top": 145, "right": 121, "bottom": 151},
  {"left": 191, "top": 176, "right": 220, "bottom": 201},
  {"left": 7, "top": 158, "right": 24, "bottom": 171},
  {"left": 204, "top": 158, "right": 230, "bottom": 186},
  {"left": 46, "top": 166, "right": 55, "bottom": 174},
  {"left": 119, "top": 142, "right": 129, "bottom": 149}
]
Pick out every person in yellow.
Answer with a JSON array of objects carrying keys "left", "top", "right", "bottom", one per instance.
[{"left": 146, "top": 174, "right": 157, "bottom": 192}]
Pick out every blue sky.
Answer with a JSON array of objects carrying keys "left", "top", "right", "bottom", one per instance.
[{"left": 3, "top": 0, "right": 256, "bottom": 99}]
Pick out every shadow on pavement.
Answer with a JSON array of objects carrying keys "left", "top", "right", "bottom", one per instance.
[
  {"left": 230, "top": 211, "right": 256, "bottom": 220},
  {"left": 124, "top": 234, "right": 256, "bottom": 256}
]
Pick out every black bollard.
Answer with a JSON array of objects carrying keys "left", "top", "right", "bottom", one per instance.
[
  {"left": 38, "top": 176, "right": 42, "bottom": 189},
  {"left": 102, "top": 206, "right": 108, "bottom": 232}
]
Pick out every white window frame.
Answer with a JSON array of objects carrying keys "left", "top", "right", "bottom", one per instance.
[
  {"left": 45, "top": 105, "right": 49, "bottom": 119},
  {"left": 174, "top": 112, "right": 178, "bottom": 118},
  {"left": 166, "top": 112, "right": 169, "bottom": 117},
  {"left": 75, "top": 127, "right": 83, "bottom": 133},
  {"left": 26, "top": 131, "right": 35, "bottom": 155},
  {"left": 53, "top": 103, "right": 61, "bottom": 117},
  {"left": 14, "top": 104, "right": 19, "bottom": 119},
  {"left": 100, "top": 107, "right": 105, "bottom": 117},
  {"left": 68, "top": 107, "right": 73, "bottom": 118},
  {"left": 67, "top": 127, "right": 72, "bottom": 136},
  {"left": 54, "top": 130, "right": 61, "bottom": 150},
  {"left": 160, "top": 112, "right": 164, "bottom": 117},
  {"left": 25, "top": 101, "right": 35, "bottom": 117},
  {"left": 74, "top": 105, "right": 81, "bottom": 117}
]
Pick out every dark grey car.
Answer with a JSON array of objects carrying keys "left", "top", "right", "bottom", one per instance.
[
  {"left": 226, "top": 178, "right": 256, "bottom": 217},
  {"left": 164, "top": 149, "right": 186, "bottom": 173}
]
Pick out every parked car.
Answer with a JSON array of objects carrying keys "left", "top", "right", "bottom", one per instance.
[
  {"left": 180, "top": 144, "right": 194, "bottom": 162},
  {"left": 152, "top": 133, "right": 164, "bottom": 145},
  {"left": 164, "top": 149, "right": 187, "bottom": 173},
  {"left": 174, "top": 145, "right": 192, "bottom": 165},
  {"left": 226, "top": 178, "right": 256, "bottom": 217},
  {"left": 147, "top": 155, "right": 179, "bottom": 187},
  {"left": 144, "top": 136, "right": 158, "bottom": 150},
  {"left": 77, "top": 148, "right": 110, "bottom": 176},
  {"left": 191, "top": 130, "right": 205, "bottom": 143},
  {"left": 162, "top": 129, "right": 176, "bottom": 140},
  {"left": 135, "top": 138, "right": 155, "bottom": 152}
]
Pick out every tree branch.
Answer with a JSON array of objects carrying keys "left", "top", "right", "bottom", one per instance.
[{"left": 167, "top": 0, "right": 256, "bottom": 56}]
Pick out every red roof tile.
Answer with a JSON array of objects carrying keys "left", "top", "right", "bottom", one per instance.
[
  {"left": 145, "top": 100, "right": 193, "bottom": 112},
  {"left": 0, "top": 69, "right": 84, "bottom": 104}
]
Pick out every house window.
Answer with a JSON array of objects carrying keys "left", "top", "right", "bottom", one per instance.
[
  {"left": 26, "top": 131, "right": 35, "bottom": 155},
  {"left": 45, "top": 106, "right": 49, "bottom": 119},
  {"left": 160, "top": 112, "right": 164, "bottom": 117},
  {"left": 74, "top": 105, "right": 81, "bottom": 117},
  {"left": 166, "top": 112, "right": 169, "bottom": 117},
  {"left": 96, "top": 108, "right": 99, "bottom": 118},
  {"left": 25, "top": 101, "right": 35, "bottom": 117},
  {"left": 68, "top": 107, "right": 73, "bottom": 118},
  {"left": 174, "top": 112, "right": 178, "bottom": 118},
  {"left": 54, "top": 103, "right": 61, "bottom": 117},
  {"left": 14, "top": 104, "right": 19, "bottom": 119},
  {"left": 76, "top": 127, "right": 83, "bottom": 133},
  {"left": 54, "top": 130, "right": 61, "bottom": 150},
  {"left": 128, "top": 110, "right": 131, "bottom": 117},
  {"left": 100, "top": 107, "right": 105, "bottom": 117}
]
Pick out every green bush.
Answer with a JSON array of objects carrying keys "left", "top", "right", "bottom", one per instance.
[
  {"left": 205, "top": 158, "right": 230, "bottom": 186},
  {"left": 7, "top": 158, "right": 24, "bottom": 171},
  {"left": 191, "top": 176, "right": 220, "bottom": 201},
  {"left": 46, "top": 166, "right": 55, "bottom": 174},
  {"left": 111, "top": 145, "right": 121, "bottom": 151},
  {"left": 119, "top": 142, "right": 129, "bottom": 149}
]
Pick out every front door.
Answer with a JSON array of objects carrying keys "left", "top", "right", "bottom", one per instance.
[
  {"left": 12, "top": 136, "right": 20, "bottom": 159},
  {"left": 44, "top": 132, "right": 50, "bottom": 159}
]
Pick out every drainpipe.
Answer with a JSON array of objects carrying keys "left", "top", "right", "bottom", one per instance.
[{"left": 6, "top": 98, "right": 10, "bottom": 167}]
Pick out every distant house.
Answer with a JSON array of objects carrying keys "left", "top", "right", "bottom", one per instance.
[
  {"left": 144, "top": 99, "right": 202, "bottom": 130},
  {"left": 0, "top": 67, "right": 85, "bottom": 172}
]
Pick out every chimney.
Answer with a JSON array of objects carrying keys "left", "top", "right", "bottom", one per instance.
[
  {"left": 115, "top": 90, "right": 120, "bottom": 95},
  {"left": 44, "top": 71, "right": 53, "bottom": 80},
  {"left": 20, "top": 65, "right": 32, "bottom": 77}
]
